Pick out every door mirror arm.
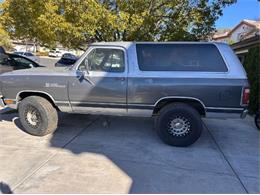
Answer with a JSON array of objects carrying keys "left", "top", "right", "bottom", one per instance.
[{"left": 84, "top": 59, "right": 89, "bottom": 75}]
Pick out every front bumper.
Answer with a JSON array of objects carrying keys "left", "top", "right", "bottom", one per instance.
[{"left": 0, "top": 96, "right": 17, "bottom": 109}]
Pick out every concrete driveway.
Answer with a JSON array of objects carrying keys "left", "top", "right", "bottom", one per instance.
[{"left": 0, "top": 110, "right": 259, "bottom": 193}]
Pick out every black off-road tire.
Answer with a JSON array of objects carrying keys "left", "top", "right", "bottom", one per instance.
[
  {"left": 18, "top": 96, "right": 58, "bottom": 136},
  {"left": 155, "top": 103, "right": 203, "bottom": 147}
]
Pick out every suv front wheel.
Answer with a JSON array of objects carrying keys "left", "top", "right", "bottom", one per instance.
[
  {"left": 155, "top": 103, "right": 203, "bottom": 147},
  {"left": 18, "top": 96, "right": 58, "bottom": 136}
]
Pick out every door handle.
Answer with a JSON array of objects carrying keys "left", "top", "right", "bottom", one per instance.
[{"left": 115, "top": 77, "right": 125, "bottom": 81}]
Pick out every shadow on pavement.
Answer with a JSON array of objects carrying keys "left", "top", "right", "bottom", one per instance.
[
  {"left": 46, "top": 114, "right": 218, "bottom": 193},
  {"left": 0, "top": 109, "right": 18, "bottom": 123}
]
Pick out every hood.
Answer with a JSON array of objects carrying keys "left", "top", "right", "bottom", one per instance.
[{"left": 0, "top": 67, "right": 73, "bottom": 76}]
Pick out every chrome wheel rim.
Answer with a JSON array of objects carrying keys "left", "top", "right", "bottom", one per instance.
[
  {"left": 25, "top": 105, "right": 41, "bottom": 129},
  {"left": 167, "top": 116, "right": 191, "bottom": 137}
]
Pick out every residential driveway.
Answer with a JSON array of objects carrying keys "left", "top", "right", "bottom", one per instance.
[{"left": 0, "top": 110, "right": 259, "bottom": 193}]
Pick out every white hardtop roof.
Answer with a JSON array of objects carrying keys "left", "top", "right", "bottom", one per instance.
[{"left": 90, "top": 41, "right": 227, "bottom": 49}]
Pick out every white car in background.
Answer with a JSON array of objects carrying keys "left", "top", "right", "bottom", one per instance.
[
  {"left": 14, "top": 52, "right": 40, "bottom": 63},
  {"left": 48, "top": 50, "right": 63, "bottom": 58}
]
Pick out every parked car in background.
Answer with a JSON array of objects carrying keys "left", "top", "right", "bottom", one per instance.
[
  {"left": 48, "top": 50, "right": 62, "bottom": 58},
  {"left": 14, "top": 52, "right": 40, "bottom": 63},
  {"left": 55, "top": 53, "right": 78, "bottom": 67},
  {"left": 0, "top": 53, "right": 43, "bottom": 74},
  {"left": 0, "top": 46, "right": 6, "bottom": 54},
  {"left": 0, "top": 42, "right": 249, "bottom": 147}
]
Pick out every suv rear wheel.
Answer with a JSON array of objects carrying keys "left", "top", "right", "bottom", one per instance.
[
  {"left": 155, "top": 103, "right": 203, "bottom": 147},
  {"left": 18, "top": 96, "right": 58, "bottom": 136}
]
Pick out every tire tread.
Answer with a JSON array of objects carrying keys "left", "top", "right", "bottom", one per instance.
[{"left": 18, "top": 96, "right": 58, "bottom": 136}]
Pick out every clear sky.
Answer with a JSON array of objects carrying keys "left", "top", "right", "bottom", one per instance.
[{"left": 215, "top": 0, "right": 260, "bottom": 29}]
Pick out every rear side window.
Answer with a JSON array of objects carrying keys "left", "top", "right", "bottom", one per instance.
[{"left": 136, "top": 44, "right": 228, "bottom": 72}]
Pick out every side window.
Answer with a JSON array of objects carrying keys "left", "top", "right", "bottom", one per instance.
[
  {"left": 11, "top": 57, "right": 35, "bottom": 69},
  {"left": 136, "top": 44, "right": 228, "bottom": 72},
  {"left": 80, "top": 48, "right": 125, "bottom": 73}
]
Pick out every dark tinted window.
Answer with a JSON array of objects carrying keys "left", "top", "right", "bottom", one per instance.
[
  {"left": 25, "top": 52, "right": 34, "bottom": 56},
  {"left": 0, "top": 54, "right": 9, "bottom": 66},
  {"left": 9, "top": 56, "right": 38, "bottom": 69},
  {"left": 136, "top": 44, "right": 227, "bottom": 72}
]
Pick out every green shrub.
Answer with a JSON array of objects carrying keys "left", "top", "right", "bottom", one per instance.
[{"left": 243, "top": 45, "right": 260, "bottom": 114}]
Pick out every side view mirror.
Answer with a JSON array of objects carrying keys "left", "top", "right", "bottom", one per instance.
[
  {"left": 76, "top": 69, "right": 88, "bottom": 82},
  {"left": 76, "top": 68, "right": 94, "bottom": 85},
  {"left": 29, "top": 64, "right": 34, "bottom": 68}
]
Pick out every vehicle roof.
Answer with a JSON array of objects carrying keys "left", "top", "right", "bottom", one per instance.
[
  {"left": 14, "top": 51, "right": 33, "bottom": 55},
  {"left": 62, "top": 52, "right": 76, "bottom": 55},
  {"left": 90, "top": 41, "right": 227, "bottom": 49},
  {"left": 8, "top": 53, "right": 39, "bottom": 65}
]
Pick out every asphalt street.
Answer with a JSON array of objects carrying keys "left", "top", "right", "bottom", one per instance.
[{"left": 39, "top": 56, "right": 59, "bottom": 68}]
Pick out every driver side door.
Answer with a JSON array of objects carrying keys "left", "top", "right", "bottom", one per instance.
[{"left": 68, "top": 46, "right": 127, "bottom": 115}]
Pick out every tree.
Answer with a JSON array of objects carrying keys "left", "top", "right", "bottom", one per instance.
[
  {"left": 243, "top": 46, "right": 260, "bottom": 114},
  {"left": 0, "top": 0, "right": 236, "bottom": 49},
  {"left": 0, "top": 24, "right": 12, "bottom": 50}
]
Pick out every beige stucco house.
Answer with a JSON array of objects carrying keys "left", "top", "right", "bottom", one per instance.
[{"left": 213, "top": 19, "right": 260, "bottom": 43}]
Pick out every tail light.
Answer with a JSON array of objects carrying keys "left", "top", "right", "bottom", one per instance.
[{"left": 242, "top": 88, "right": 250, "bottom": 105}]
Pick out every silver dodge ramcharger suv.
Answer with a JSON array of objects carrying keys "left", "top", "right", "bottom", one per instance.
[{"left": 0, "top": 42, "right": 250, "bottom": 147}]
